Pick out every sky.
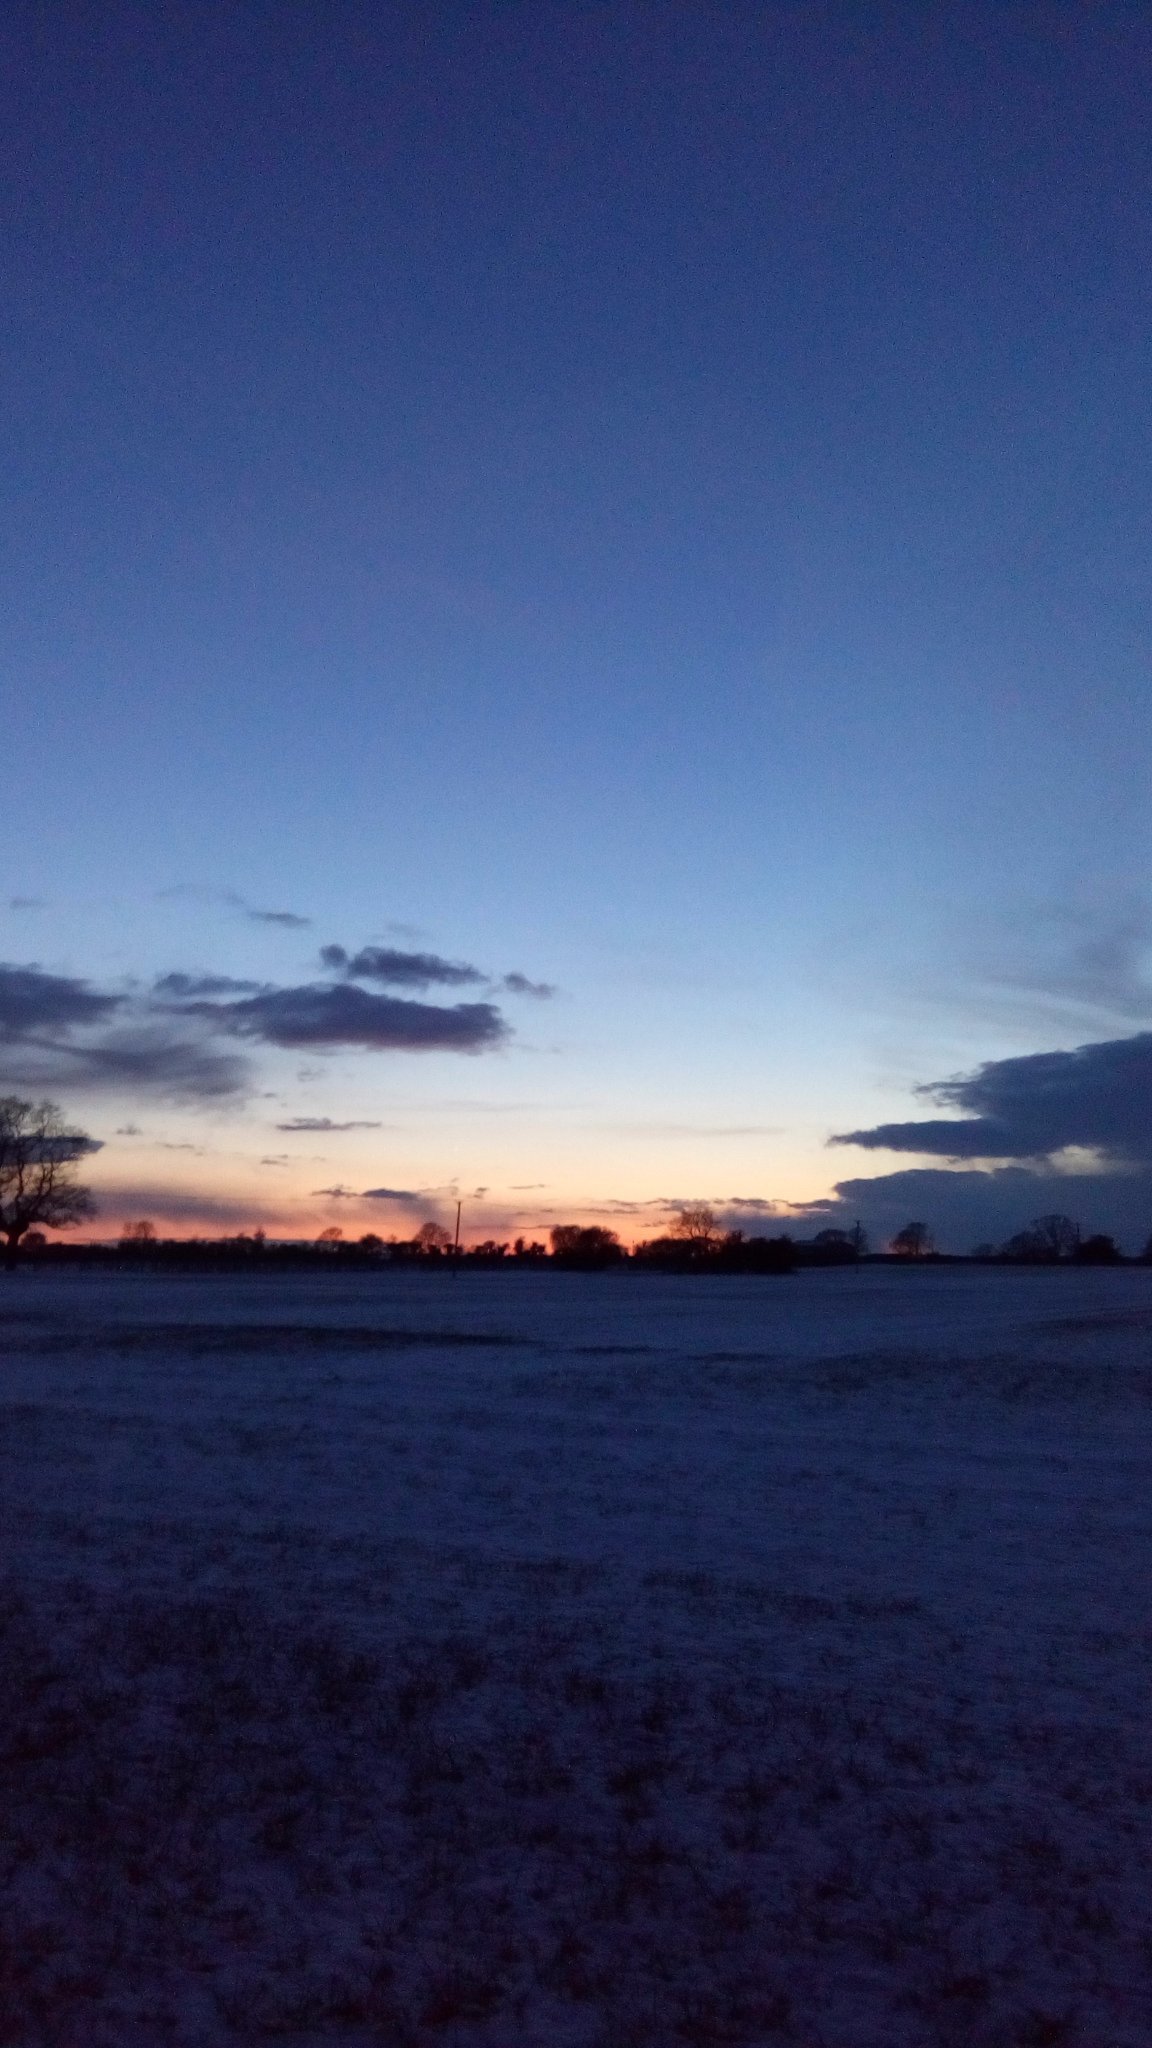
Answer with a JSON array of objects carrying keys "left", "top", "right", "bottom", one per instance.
[{"left": 3, "top": 1, "right": 1152, "bottom": 1249}]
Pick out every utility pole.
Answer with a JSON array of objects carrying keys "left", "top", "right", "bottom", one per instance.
[{"left": 452, "top": 1199, "right": 461, "bottom": 1278}]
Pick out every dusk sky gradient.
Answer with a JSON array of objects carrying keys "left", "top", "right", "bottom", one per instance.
[{"left": 4, "top": 2, "right": 1151, "bottom": 1246}]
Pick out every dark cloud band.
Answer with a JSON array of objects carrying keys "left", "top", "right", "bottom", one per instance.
[
  {"left": 0, "top": 938, "right": 518, "bottom": 1102},
  {"left": 0, "top": 965, "right": 122, "bottom": 1036},
  {"left": 833, "top": 1031, "right": 1152, "bottom": 1165},
  {"left": 198, "top": 984, "right": 507, "bottom": 1053}
]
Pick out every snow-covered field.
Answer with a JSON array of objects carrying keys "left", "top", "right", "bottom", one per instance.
[{"left": 2, "top": 1265, "right": 1150, "bottom": 2046}]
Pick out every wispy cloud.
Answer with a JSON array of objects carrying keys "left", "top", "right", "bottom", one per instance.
[
  {"left": 155, "top": 885, "right": 243, "bottom": 905},
  {"left": 608, "top": 1121, "right": 783, "bottom": 1139},
  {"left": 85, "top": 1182, "right": 275, "bottom": 1231},
  {"left": 500, "top": 972, "right": 556, "bottom": 999},
  {"left": 321, "top": 943, "right": 485, "bottom": 988},
  {"left": 155, "top": 886, "right": 311, "bottom": 929},
  {"left": 154, "top": 972, "right": 267, "bottom": 998},
  {"left": 248, "top": 907, "right": 311, "bottom": 928},
  {"left": 275, "top": 1116, "right": 384, "bottom": 1132},
  {"left": 977, "top": 895, "right": 1152, "bottom": 1025},
  {"left": 13, "top": 1027, "right": 249, "bottom": 1100},
  {"left": 323, "top": 944, "right": 554, "bottom": 999}
]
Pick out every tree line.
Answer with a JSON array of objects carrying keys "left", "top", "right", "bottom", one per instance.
[
  {"left": 887, "top": 1213, "right": 1138, "bottom": 1263},
  {"left": 3, "top": 1098, "right": 1150, "bottom": 1271},
  {"left": 19, "top": 1211, "right": 813, "bottom": 1275}
]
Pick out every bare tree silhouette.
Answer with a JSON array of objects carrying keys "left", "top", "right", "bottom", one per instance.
[
  {"left": 0, "top": 1097, "right": 95, "bottom": 1267},
  {"left": 670, "top": 1204, "right": 719, "bottom": 1245}
]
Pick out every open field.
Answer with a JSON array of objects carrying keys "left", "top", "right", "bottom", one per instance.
[{"left": 1, "top": 1265, "right": 1150, "bottom": 2046}]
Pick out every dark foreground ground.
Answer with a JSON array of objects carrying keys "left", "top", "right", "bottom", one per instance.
[{"left": 1, "top": 1265, "right": 1150, "bottom": 2046}]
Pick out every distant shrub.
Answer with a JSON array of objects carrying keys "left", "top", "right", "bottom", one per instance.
[
  {"left": 549, "top": 1226, "right": 624, "bottom": 1269},
  {"left": 1074, "top": 1234, "right": 1122, "bottom": 1264}
]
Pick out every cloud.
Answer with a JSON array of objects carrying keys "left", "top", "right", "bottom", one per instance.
[
  {"left": 23, "top": 1027, "right": 248, "bottom": 1100},
  {"left": 155, "top": 885, "right": 245, "bottom": 905},
  {"left": 408, "top": 1097, "right": 543, "bottom": 1114},
  {"left": 611, "top": 1121, "right": 783, "bottom": 1139},
  {"left": 8, "top": 897, "right": 44, "bottom": 910},
  {"left": 154, "top": 972, "right": 267, "bottom": 998},
  {"left": 323, "top": 945, "right": 554, "bottom": 999},
  {"left": 362, "top": 1186, "right": 422, "bottom": 1202},
  {"left": 14, "top": 1128, "right": 103, "bottom": 1164},
  {"left": 714, "top": 1195, "right": 797, "bottom": 1217},
  {"left": 972, "top": 894, "right": 1152, "bottom": 1029},
  {"left": 195, "top": 983, "right": 508, "bottom": 1053},
  {"left": 85, "top": 1182, "right": 275, "bottom": 1231},
  {"left": 322, "top": 943, "right": 486, "bottom": 989},
  {"left": 115, "top": 1124, "right": 142, "bottom": 1136},
  {"left": 275, "top": 1116, "right": 384, "bottom": 1132},
  {"left": 816, "top": 1164, "right": 1152, "bottom": 1256},
  {"left": 0, "top": 921, "right": 514, "bottom": 1109},
  {"left": 576, "top": 1166, "right": 1152, "bottom": 1256},
  {"left": 311, "top": 1184, "right": 358, "bottom": 1198},
  {"left": 833, "top": 1030, "right": 1152, "bottom": 1165},
  {"left": 817, "top": 1024, "right": 1152, "bottom": 1250},
  {"left": 501, "top": 972, "right": 555, "bottom": 998},
  {"left": 0, "top": 974, "right": 249, "bottom": 1099},
  {"left": 832, "top": 1117, "right": 1013, "bottom": 1159},
  {"left": 0, "top": 965, "right": 247, "bottom": 1101},
  {"left": 589, "top": 1198, "right": 670, "bottom": 1216},
  {"left": 156, "top": 888, "right": 311, "bottom": 928},
  {"left": 0, "top": 964, "right": 122, "bottom": 1036}
]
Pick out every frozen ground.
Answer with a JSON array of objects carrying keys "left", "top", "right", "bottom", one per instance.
[{"left": 1, "top": 1265, "right": 1150, "bottom": 2047}]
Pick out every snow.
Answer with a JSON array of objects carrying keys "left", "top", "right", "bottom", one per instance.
[{"left": 2, "top": 1264, "right": 1150, "bottom": 2045}]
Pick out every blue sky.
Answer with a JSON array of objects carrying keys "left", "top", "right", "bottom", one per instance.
[{"left": 3, "top": 2, "right": 1152, "bottom": 1246}]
